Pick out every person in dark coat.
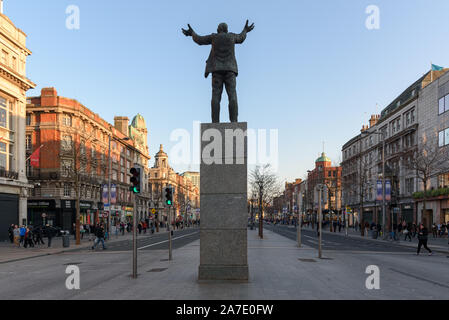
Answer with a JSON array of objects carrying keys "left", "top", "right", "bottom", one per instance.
[
  {"left": 45, "top": 225, "right": 56, "bottom": 248},
  {"left": 417, "top": 223, "right": 432, "bottom": 255},
  {"left": 34, "top": 226, "right": 45, "bottom": 245},
  {"left": 92, "top": 224, "right": 106, "bottom": 250},
  {"left": 8, "top": 224, "right": 14, "bottom": 243}
]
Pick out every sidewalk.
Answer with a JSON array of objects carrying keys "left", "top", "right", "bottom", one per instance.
[
  {"left": 72, "top": 227, "right": 449, "bottom": 300},
  {"left": 0, "top": 227, "right": 175, "bottom": 264},
  {"left": 293, "top": 224, "right": 449, "bottom": 254}
]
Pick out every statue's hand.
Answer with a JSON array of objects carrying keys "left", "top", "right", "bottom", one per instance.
[
  {"left": 182, "top": 24, "right": 194, "bottom": 37},
  {"left": 244, "top": 20, "right": 255, "bottom": 33}
]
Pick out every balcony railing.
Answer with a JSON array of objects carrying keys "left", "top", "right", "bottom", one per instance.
[{"left": 0, "top": 168, "right": 18, "bottom": 180}]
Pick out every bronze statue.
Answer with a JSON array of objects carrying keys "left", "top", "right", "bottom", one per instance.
[{"left": 182, "top": 21, "right": 255, "bottom": 123}]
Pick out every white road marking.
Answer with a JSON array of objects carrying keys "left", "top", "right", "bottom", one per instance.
[{"left": 137, "top": 232, "right": 199, "bottom": 250}]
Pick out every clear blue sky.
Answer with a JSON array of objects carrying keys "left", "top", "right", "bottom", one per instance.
[{"left": 7, "top": 0, "right": 449, "bottom": 183}]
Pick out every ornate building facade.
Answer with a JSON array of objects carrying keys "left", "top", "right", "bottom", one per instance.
[
  {"left": 0, "top": 9, "right": 35, "bottom": 240},
  {"left": 148, "top": 145, "right": 200, "bottom": 223},
  {"left": 26, "top": 88, "right": 151, "bottom": 230}
]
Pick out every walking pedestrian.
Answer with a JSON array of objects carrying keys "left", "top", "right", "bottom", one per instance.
[
  {"left": 404, "top": 224, "right": 412, "bottom": 242},
  {"left": 92, "top": 224, "right": 107, "bottom": 250},
  {"left": 19, "top": 225, "right": 26, "bottom": 246},
  {"left": 34, "top": 226, "right": 45, "bottom": 245},
  {"left": 45, "top": 225, "right": 55, "bottom": 248},
  {"left": 432, "top": 223, "right": 437, "bottom": 238},
  {"left": 24, "top": 227, "right": 34, "bottom": 248},
  {"left": 13, "top": 225, "right": 20, "bottom": 247},
  {"left": 8, "top": 224, "right": 14, "bottom": 243},
  {"left": 417, "top": 223, "right": 432, "bottom": 256}
]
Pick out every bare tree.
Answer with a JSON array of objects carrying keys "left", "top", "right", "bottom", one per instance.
[
  {"left": 249, "top": 164, "right": 281, "bottom": 238},
  {"left": 60, "top": 131, "right": 97, "bottom": 245},
  {"left": 406, "top": 138, "right": 449, "bottom": 223}
]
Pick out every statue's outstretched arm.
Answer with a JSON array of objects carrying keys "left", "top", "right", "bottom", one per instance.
[
  {"left": 182, "top": 24, "right": 212, "bottom": 45},
  {"left": 235, "top": 20, "right": 254, "bottom": 44}
]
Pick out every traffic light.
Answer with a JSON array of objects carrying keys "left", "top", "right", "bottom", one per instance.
[
  {"left": 129, "top": 166, "right": 141, "bottom": 194},
  {"left": 165, "top": 186, "right": 173, "bottom": 206}
]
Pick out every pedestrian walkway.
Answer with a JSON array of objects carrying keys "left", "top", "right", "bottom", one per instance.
[
  {"left": 57, "top": 227, "right": 449, "bottom": 300},
  {"left": 0, "top": 227, "right": 178, "bottom": 264}
]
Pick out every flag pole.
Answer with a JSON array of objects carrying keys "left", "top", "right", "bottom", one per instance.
[
  {"left": 26, "top": 144, "right": 44, "bottom": 162},
  {"left": 431, "top": 62, "right": 433, "bottom": 82}
]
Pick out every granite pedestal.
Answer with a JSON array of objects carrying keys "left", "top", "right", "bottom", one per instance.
[{"left": 198, "top": 122, "right": 249, "bottom": 281}]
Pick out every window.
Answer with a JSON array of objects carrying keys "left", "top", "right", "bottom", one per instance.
[
  {"left": 126, "top": 160, "right": 131, "bottom": 169},
  {"left": 61, "top": 160, "right": 73, "bottom": 177},
  {"left": 439, "top": 94, "right": 449, "bottom": 115},
  {"left": 405, "top": 178, "right": 414, "bottom": 195},
  {"left": 1, "top": 50, "right": 8, "bottom": 66},
  {"left": 411, "top": 109, "right": 415, "bottom": 123},
  {"left": 64, "top": 184, "right": 71, "bottom": 197},
  {"left": 112, "top": 170, "right": 118, "bottom": 181},
  {"left": 439, "top": 128, "right": 449, "bottom": 147},
  {"left": 120, "top": 157, "right": 124, "bottom": 166},
  {"left": 62, "top": 114, "right": 72, "bottom": 127},
  {"left": 396, "top": 118, "right": 401, "bottom": 131},
  {"left": 12, "top": 56, "right": 16, "bottom": 71},
  {"left": 26, "top": 114, "right": 31, "bottom": 126},
  {"left": 62, "top": 135, "right": 72, "bottom": 151},
  {"left": 121, "top": 172, "right": 125, "bottom": 183},
  {"left": 0, "top": 97, "right": 7, "bottom": 128},
  {"left": 26, "top": 135, "right": 32, "bottom": 151},
  {"left": 438, "top": 173, "right": 449, "bottom": 188}
]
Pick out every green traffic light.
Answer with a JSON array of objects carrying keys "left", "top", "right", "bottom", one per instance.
[
  {"left": 166, "top": 200, "right": 172, "bottom": 205},
  {"left": 133, "top": 187, "right": 139, "bottom": 193}
]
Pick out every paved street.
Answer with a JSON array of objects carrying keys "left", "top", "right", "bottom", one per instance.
[
  {"left": 0, "top": 227, "right": 448, "bottom": 300},
  {"left": 264, "top": 223, "right": 449, "bottom": 254}
]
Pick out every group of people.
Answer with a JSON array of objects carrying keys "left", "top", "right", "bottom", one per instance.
[
  {"left": 431, "top": 222, "right": 449, "bottom": 238},
  {"left": 7, "top": 224, "right": 57, "bottom": 248}
]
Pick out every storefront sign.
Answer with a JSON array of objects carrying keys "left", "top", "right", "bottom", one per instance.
[
  {"left": 376, "top": 180, "right": 383, "bottom": 201},
  {"left": 28, "top": 201, "right": 55, "bottom": 209},
  {"left": 102, "top": 184, "right": 108, "bottom": 204},
  {"left": 385, "top": 180, "right": 391, "bottom": 201},
  {"left": 111, "top": 184, "right": 117, "bottom": 204}
]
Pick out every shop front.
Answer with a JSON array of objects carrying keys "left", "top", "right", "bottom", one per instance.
[
  {"left": 123, "top": 206, "right": 133, "bottom": 222},
  {"left": 401, "top": 204, "right": 414, "bottom": 224},
  {"left": 27, "top": 200, "right": 56, "bottom": 227}
]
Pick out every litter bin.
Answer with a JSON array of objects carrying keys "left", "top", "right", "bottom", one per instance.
[
  {"left": 372, "top": 230, "right": 378, "bottom": 239},
  {"left": 62, "top": 233, "right": 70, "bottom": 248}
]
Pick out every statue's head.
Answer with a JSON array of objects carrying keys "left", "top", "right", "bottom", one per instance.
[{"left": 217, "top": 23, "right": 228, "bottom": 33}]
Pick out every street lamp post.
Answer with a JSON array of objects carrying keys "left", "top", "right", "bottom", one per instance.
[
  {"left": 360, "top": 130, "right": 386, "bottom": 239},
  {"left": 107, "top": 135, "right": 130, "bottom": 238}
]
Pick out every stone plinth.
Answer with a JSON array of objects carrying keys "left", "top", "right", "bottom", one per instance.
[{"left": 198, "top": 122, "right": 249, "bottom": 281}]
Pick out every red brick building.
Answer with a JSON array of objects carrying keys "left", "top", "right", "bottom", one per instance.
[
  {"left": 306, "top": 153, "right": 342, "bottom": 215},
  {"left": 26, "top": 88, "right": 151, "bottom": 230}
]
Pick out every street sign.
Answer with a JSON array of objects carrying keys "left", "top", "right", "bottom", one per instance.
[
  {"left": 151, "top": 208, "right": 156, "bottom": 214},
  {"left": 41, "top": 213, "right": 47, "bottom": 218}
]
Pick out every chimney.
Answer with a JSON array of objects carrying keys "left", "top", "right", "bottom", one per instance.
[
  {"left": 114, "top": 116, "right": 129, "bottom": 136},
  {"left": 41, "top": 87, "right": 58, "bottom": 106},
  {"left": 369, "top": 114, "right": 380, "bottom": 128}
]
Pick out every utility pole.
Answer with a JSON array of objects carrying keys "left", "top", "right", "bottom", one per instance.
[
  {"left": 297, "top": 210, "right": 302, "bottom": 247},
  {"left": 318, "top": 185, "right": 323, "bottom": 259},
  {"left": 132, "top": 193, "right": 137, "bottom": 278},
  {"left": 168, "top": 205, "right": 172, "bottom": 261},
  {"left": 259, "top": 185, "right": 263, "bottom": 239},
  {"left": 107, "top": 135, "right": 112, "bottom": 239}
]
